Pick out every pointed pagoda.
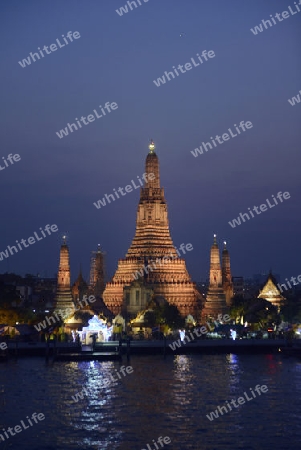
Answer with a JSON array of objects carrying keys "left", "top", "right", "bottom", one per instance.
[
  {"left": 202, "top": 235, "right": 228, "bottom": 319},
  {"left": 257, "top": 273, "right": 285, "bottom": 309},
  {"left": 89, "top": 245, "right": 106, "bottom": 299},
  {"left": 72, "top": 265, "right": 88, "bottom": 306},
  {"left": 103, "top": 140, "right": 201, "bottom": 317},
  {"left": 54, "top": 236, "right": 75, "bottom": 314},
  {"left": 222, "top": 241, "right": 234, "bottom": 306}
]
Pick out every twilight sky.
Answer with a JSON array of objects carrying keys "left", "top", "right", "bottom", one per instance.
[{"left": 0, "top": 0, "right": 300, "bottom": 283}]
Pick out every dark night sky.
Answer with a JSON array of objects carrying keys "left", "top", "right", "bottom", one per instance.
[{"left": 0, "top": 0, "right": 300, "bottom": 283}]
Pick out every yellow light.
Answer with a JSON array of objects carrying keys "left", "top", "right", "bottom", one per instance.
[{"left": 149, "top": 140, "right": 155, "bottom": 152}]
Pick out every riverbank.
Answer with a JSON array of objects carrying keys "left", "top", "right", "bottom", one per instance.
[{"left": 1, "top": 338, "right": 298, "bottom": 359}]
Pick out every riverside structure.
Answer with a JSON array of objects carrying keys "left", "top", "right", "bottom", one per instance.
[
  {"left": 103, "top": 140, "right": 201, "bottom": 317},
  {"left": 202, "top": 236, "right": 233, "bottom": 318},
  {"left": 169, "top": 313, "right": 231, "bottom": 351},
  {"left": 54, "top": 237, "right": 76, "bottom": 315},
  {"left": 34, "top": 295, "right": 96, "bottom": 331},
  {"left": 132, "top": 242, "right": 193, "bottom": 280}
]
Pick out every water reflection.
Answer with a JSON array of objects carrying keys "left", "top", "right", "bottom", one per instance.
[
  {"left": 0, "top": 355, "right": 300, "bottom": 449},
  {"left": 174, "top": 355, "right": 193, "bottom": 379},
  {"left": 58, "top": 360, "right": 122, "bottom": 449},
  {"left": 264, "top": 353, "right": 282, "bottom": 374},
  {"left": 226, "top": 353, "right": 241, "bottom": 395}
]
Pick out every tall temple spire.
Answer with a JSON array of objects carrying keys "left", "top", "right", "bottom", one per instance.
[
  {"left": 89, "top": 244, "right": 106, "bottom": 298},
  {"left": 202, "top": 235, "right": 228, "bottom": 319},
  {"left": 103, "top": 141, "right": 201, "bottom": 317},
  {"left": 148, "top": 139, "right": 155, "bottom": 153},
  {"left": 144, "top": 139, "right": 160, "bottom": 190},
  {"left": 127, "top": 140, "right": 176, "bottom": 259},
  {"left": 222, "top": 241, "right": 234, "bottom": 306},
  {"left": 209, "top": 234, "right": 222, "bottom": 287},
  {"left": 72, "top": 263, "right": 88, "bottom": 305},
  {"left": 54, "top": 237, "right": 75, "bottom": 314}
]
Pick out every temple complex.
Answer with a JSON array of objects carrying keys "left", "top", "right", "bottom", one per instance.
[
  {"left": 202, "top": 235, "right": 228, "bottom": 319},
  {"left": 222, "top": 241, "right": 234, "bottom": 306},
  {"left": 103, "top": 140, "right": 201, "bottom": 318},
  {"left": 54, "top": 237, "right": 75, "bottom": 316},
  {"left": 257, "top": 273, "right": 285, "bottom": 310}
]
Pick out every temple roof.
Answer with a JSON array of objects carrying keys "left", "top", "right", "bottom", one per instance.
[{"left": 258, "top": 273, "right": 285, "bottom": 301}]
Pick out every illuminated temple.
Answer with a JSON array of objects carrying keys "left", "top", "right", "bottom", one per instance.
[
  {"left": 54, "top": 237, "right": 75, "bottom": 314},
  {"left": 103, "top": 141, "right": 201, "bottom": 318},
  {"left": 257, "top": 273, "right": 285, "bottom": 309},
  {"left": 202, "top": 235, "right": 229, "bottom": 319},
  {"left": 222, "top": 241, "right": 234, "bottom": 306}
]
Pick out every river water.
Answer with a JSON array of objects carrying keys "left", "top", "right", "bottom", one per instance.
[{"left": 0, "top": 353, "right": 300, "bottom": 450}]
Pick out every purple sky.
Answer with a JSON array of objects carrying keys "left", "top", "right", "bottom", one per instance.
[{"left": 0, "top": 0, "right": 300, "bottom": 284}]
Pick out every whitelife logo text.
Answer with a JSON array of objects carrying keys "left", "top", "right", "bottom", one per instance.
[
  {"left": 34, "top": 295, "right": 96, "bottom": 332},
  {"left": 0, "top": 224, "right": 58, "bottom": 261},
  {"left": 0, "top": 153, "right": 21, "bottom": 173},
  {"left": 141, "top": 435, "right": 171, "bottom": 450},
  {"left": 250, "top": 1, "right": 301, "bottom": 35},
  {"left": 153, "top": 50, "right": 215, "bottom": 87},
  {"left": 116, "top": 0, "right": 150, "bottom": 17},
  {"left": 228, "top": 192, "right": 290, "bottom": 228},
  {"left": 18, "top": 31, "right": 81, "bottom": 68},
  {"left": 288, "top": 89, "right": 301, "bottom": 106},
  {"left": 71, "top": 366, "right": 133, "bottom": 403},
  {"left": 191, "top": 120, "right": 253, "bottom": 157},
  {"left": 206, "top": 385, "right": 268, "bottom": 421},
  {"left": 93, "top": 172, "right": 155, "bottom": 210},
  {"left": 56, "top": 102, "right": 118, "bottom": 139},
  {"left": 0, "top": 412, "right": 45, "bottom": 443},
  {"left": 169, "top": 313, "right": 231, "bottom": 351}
]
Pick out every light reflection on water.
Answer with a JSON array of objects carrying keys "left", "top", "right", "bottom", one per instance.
[{"left": 0, "top": 354, "right": 300, "bottom": 449}]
